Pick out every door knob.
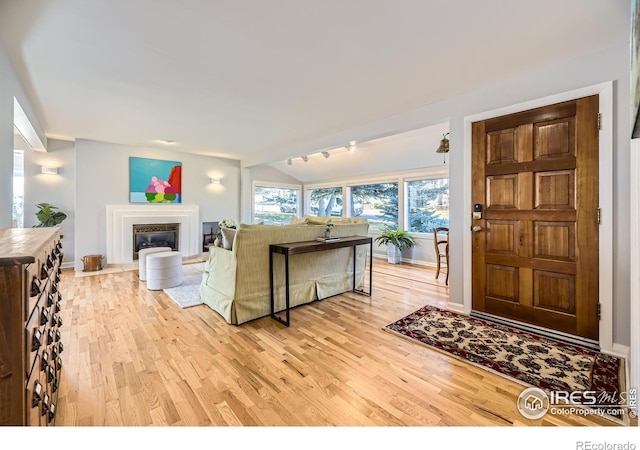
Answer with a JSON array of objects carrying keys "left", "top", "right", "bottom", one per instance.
[{"left": 471, "top": 225, "right": 483, "bottom": 232}]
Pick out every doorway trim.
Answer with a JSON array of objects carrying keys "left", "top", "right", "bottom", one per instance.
[{"left": 462, "top": 81, "right": 614, "bottom": 353}]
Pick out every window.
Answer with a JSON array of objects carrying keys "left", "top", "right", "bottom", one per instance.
[
  {"left": 308, "top": 187, "right": 343, "bottom": 217},
  {"left": 13, "top": 150, "right": 24, "bottom": 228},
  {"left": 350, "top": 182, "right": 398, "bottom": 231},
  {"left": 406, "top": 178, "right": 449, "bottom": 233},
  {"left": 253, "top": 184, "right": 300, "bottom": 225}
]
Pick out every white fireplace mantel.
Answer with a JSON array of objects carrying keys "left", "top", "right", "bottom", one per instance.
[{"left": 106, "top": 204, "right": 200, "bottom": 265}]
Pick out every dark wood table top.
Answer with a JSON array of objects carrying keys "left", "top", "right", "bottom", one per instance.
[{"left": 269, "top": 235, "right": 372, "bottom": 255}]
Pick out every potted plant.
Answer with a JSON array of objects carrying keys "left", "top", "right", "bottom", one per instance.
[
  {"left": 33, "top": 203, "right": 67, "bottom": 235},
  {"left": 374, "top": 227, "right": 415, "bottom": 264}
]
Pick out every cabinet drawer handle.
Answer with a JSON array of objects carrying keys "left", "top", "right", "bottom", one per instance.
[
  {"left": 55, "top": 330, "right": 61, "bottom": 343},
  {"left": 52, "top": 377, "right": 59, "bottom": 393},
  {"left": 48, "top": 365, "right": 55, "bottom": 383},
  {"left": 57, "top": 316, "right": 63, "bottom": 327},
  {"left": 46, "top": 255, "right": 54, "bottom": 269},
  {"left": 32, "top": 329, "right": 43, "bottom": 352},
  {"left": 41, "top": 393, "right": 50, "bottom": 416},
  {"left": 56, "top": 357, "right": 62, "bottom": 370},
  {"left": 40, "top": 308, "right": 50, "bottom": 326},
  {"left": 52, "top": 345, "right": 58, "bottom": 359},
  {"left": 51, "top": 313, "right": 58, "bottom": 327},
  {"left": 51, "top": 283, "right": 58, "bottom": 295},
  {"left": 30, "top": 276, "right": 40, "bottom": 297},
  {"left": 54, "top": 301, "right": 61, "bottom": 313},
  {"left": 58, "top": 342, "right": 64, "bottom": 353},
  {"left": 41, "top": 351, "right": 49, "bottom": 371},
  {"left": 32, "top": 380, "right": 43, "bottom": 407},
  {"left": 40, "top": 263, "right": 48, "bottom": 280},
  {"left": 55, "top": 273, "right": 61, "bottom": 284},
  {"left": 48, "top": 403, "right": 56, "bottom": 423},
  {"left": 47, "top": 329, "right": 55, "bottom": 345},
  {"left": 47, "top": 293, "right": 54, "bottom": 307}
]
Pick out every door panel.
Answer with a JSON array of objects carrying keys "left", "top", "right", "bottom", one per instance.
[{"left": 472, "top": 95, "right": 599, "bottom": 340}]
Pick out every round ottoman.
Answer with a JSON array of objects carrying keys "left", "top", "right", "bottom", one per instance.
[
  {"left": 138, "top": 247, "right": 172, "bottom": 281},
  {"left": 146, "top": 251, "right": 183, "bottom": 290}
]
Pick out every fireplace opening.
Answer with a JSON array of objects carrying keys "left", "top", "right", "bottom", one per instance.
[{"left": 132, "top": 223, "right": 180, "bottom": 260}]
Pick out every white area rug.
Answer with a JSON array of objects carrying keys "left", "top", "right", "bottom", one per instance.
[{"left": 163, "top": 263, "right": 205, "bottom": 308}]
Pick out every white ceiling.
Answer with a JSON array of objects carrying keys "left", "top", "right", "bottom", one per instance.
[{"left": 0, "top": 0, "right": 629, "bottom": 170}]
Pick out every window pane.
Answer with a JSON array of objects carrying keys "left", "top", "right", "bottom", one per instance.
[
  {"left": 309, "top": 187, "right": 343, "bottom": 217},
  {"left": 13, "top": 150, "right": 24, "bottom": 228},
  {"left": 254, "top": 186, "right": 299, "bottom": 225},
  {"left": 407, "top": 178, "right": 449, "bottom": 233},
  {"left": 350, "top": 182, "right": 398, "bottom": 231}
]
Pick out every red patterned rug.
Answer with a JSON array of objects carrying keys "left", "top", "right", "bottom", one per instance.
[{"left": 384, "top": 305, "right": 629, "bottom": 425}]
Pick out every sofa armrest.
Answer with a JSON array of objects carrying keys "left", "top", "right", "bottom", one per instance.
[{"left": 202, "top": 246, "right": 237, "bottom": 299}]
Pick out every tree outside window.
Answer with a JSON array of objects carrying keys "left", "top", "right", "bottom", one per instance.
[
  {"left": 309, "top": 187, "right": 343, "bottom": 217},
  {"left": 406, "top": 178, "right": 449, "bottom": 233},
  {"left": 350, "top": 182, "right": 398, "bottom": 231},
  {"left": 254, "top": 185, "right": 300, "bottom": 225}
]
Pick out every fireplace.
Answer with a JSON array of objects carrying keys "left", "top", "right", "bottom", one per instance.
[
  {"left": 105, "top": 204, "right": 199, "bottom": 266},
  {"left": 132, "top": 223, "right": 180, "bottom": 260}
]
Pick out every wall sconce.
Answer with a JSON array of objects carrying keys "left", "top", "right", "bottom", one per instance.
[
  {"left": 209, "top": 177, "right": 221, "bottom": 185},
  {"left": 321, "top": 151, "right": 330, "bottom": 159},
  {"left": 41, "top": 166, "right": 59, "bottom": 175},
  {"left": 436, "top": 133, "right": 450, "bottom": 164}
]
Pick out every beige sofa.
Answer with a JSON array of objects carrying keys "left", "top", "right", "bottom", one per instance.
[{"left": 198, "top": 218, "right": 369, "bottom": 324}]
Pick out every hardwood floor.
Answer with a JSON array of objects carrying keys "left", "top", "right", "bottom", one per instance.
[{"left": 55, "top": 257, "right": 625, "bottom": 427}]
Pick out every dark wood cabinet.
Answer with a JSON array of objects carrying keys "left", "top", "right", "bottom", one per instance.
[{"left": 0, "top": 228, "right": 63, "bottom": 426}]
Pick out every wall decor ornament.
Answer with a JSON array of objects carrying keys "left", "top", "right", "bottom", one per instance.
[{"left": 129, "top": 157, "right": 182, "bottom": 203}]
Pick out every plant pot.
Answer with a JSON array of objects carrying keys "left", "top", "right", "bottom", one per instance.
[{"left": 386, "top": 243, "right": 402, "bottom": 264}]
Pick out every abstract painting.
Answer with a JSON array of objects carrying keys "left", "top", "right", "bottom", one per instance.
[{"left": 129, "top": 157, "right": 182, "bottom": 203}]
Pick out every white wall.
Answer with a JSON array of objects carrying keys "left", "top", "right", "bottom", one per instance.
[
  {"left": 24, "top": 138, "right": 76, "bottom": 266},
  {"left": 0, "top": 39, "right": 47, "bottom": 227},
  {"left": 74, "top": 139, "right": 241, "bottom": 270}
]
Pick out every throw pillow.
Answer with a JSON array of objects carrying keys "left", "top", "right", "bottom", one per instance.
[{"left": 221, "top": 228, "right": 236, "bottom": 250}]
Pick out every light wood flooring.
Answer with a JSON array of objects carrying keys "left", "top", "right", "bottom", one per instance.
[{"left": 55, "top": 257, "right": 627, "bottom": 427}]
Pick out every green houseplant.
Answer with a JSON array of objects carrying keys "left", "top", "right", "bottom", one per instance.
[
  {"left": 374, "top": 227, "right": 415, "bottom": 264},
  {"left": 33, "top": 203, "right": 67, "bottom": 229}
]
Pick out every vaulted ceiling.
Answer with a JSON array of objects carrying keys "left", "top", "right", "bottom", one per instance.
[{"left": 0, "top": 0, "right": 629, "bottom": 169}]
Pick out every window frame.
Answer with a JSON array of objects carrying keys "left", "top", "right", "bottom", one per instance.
[{"left": 251, "top": 180, "right": 302, "bottom": 225}]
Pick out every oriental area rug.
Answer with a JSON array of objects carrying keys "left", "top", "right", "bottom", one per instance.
[{"left": 384, "top": 305, "right": 630, "bottom": 425}]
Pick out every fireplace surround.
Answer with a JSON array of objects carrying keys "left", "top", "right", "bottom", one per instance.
[{"left": 106, "top": 204, "right": 199, "bottom": 265}]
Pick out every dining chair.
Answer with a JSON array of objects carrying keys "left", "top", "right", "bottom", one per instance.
[{"left": 433, "top": 227, "right": 449, "bottom": 285}]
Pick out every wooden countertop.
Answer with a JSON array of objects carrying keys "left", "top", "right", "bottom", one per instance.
[{"left": 0, "top": 228, "right": 60, "bottom": 266}]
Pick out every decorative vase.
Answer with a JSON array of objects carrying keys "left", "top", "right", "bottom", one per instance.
[
  {"left": 214, "top": 237, "right": 222, "bottom": 247},
  {"left": 387, "top": 243, "right": 402, "bottom": 264},
  {"left": 324, "top": 230, "right": 332, "bottom": 239}
]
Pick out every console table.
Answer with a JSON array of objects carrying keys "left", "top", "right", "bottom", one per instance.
[{"left": 269, "top": 235, "right": 373, "bottom": 327}]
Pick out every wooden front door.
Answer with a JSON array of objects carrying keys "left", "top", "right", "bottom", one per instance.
[{"left": 471, "top": 95, "right": 599, "bottom": 341}]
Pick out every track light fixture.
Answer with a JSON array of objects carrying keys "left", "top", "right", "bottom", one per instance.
[
  {"left": 321, "top": 151, "right": 330, "bottom": 159},
  {"left": 287, "top": 159, "right": 292, "bottom": 165},
  {"left": 348, "top": 141, "right": 356, "bottom": 152},
  {"left": 301, "top": 156, "right": 309, "bottom": 162}
]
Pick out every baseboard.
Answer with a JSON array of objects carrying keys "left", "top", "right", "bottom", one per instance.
[{"left": 447, "top": 302, "right": 465, "bottom": 314}]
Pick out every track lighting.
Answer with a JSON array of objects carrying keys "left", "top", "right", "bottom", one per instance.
[
  {"left": 321, "top": 151, "right": 330, "bottom": 159},
  {"left": 348, "top": 141, "right": 356, "bottom": 152},
  {"left": 287, "top": 159, "right": 292, "bottom": 165},
  {"left": 301, "top": 156, "right": 309, "bottom": 162}
]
